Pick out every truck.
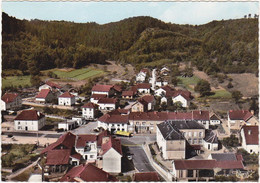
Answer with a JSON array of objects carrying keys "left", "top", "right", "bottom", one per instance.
[{"left": 114, "top": 130, "right": 133, "bottom": 137}]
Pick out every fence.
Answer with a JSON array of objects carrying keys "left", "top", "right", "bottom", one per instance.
[{"left": 142, "top": 144, "right": 174, "bottom": 181}]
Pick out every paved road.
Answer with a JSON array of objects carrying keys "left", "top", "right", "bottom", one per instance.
[
  {"left": 2, "top": 131, "right": 62, "bottom": 138},
  {"left": 71, "top": 121, "right": 98, "bottom": 135},
  {"left": 128, "top": 146, "right": 155, "bottom": 172},
  {"left": 120, "top": 134, "right": 156, "bottom": 145}
]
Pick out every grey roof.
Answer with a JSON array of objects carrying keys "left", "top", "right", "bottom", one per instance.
[
  {"left": 157, "top": 121, "right": 185, "bottom": 141},
  {"left": 167, "top": 120, "right": 205, "bottom": 130},
  {"left": 204, "top": 130, "right": 218, "bottom": 143},
  {"left": 211, "top": 153, "right": 237, "bottom": 161}
]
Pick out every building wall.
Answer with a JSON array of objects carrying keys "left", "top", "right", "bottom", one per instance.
[
  {"left": 2, "top": 96, "right": 22, "bottom": 111},
  {"left": 98, "top": 103, "right": 116, "bottom": 111},
  {"left": 102, "top": 149, "right": 122, "bottom": 173},
  {"left": 241, "top": 128, "right": 259, "bottom": 154},
  {"left": 91, "top": 91, "right": 109, "bottom": 96},
  {"left": 131, "top": 102, "right": 145, "bottom": 112},
  {"left": 122, "top": 95, "right": 133, "bottom": 99},
  {"left": 90, "top": 98, "right": 99, "bottom": 104},
  {"left": 179, "top": 129, "right": 205, "bottom": 145},
  {"left": 247, "top": 117, "right": 258, "bottom": 126},
  {"left": 75, "top": 142, "right": 98, "bottom": 161},
  {"left": 210, "top": 119, "right": 221, "bottom": 125},
  {"left": 138, "top": 88, "right": 150, "bottom": 94},
  {"left": 39, "top": 84, "right": 52, "bottom": 91},
  {"left": 82, "top": 107, "right": 95, "bottom": 119},
  {"left": 203, "top": 141, "right": 218, "bottom": 151},
  {"left": 14, "top": 117, "right": 45, "bottom": 131},
  {"left": 130, "top": 119, "right": 163, "bottom": 134},
  {"left": 155, "top": 89, "right": 166, "bottom": 97},
  {"left": 136, "top": 73, "right": 146, "bottom": 82},
  {"left": 59, "top": 97, "right": 75, "bottom": 106},
  {"left": 161, "top": 97, "right": 167, "bottom": 104},
  {"left": 98, "top": 121, "right": 128, "bottom": 132},
  {"left": 172, "top": 95, "right": 188, "bottom": 107}
]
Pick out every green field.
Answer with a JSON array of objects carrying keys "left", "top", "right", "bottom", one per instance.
[
  {"left": 209, "top": 90, "right": 232, "bottom": 99},
  {"left": 43, "top": 68, "right": 104, "bottom": 80},
  {"left": 177, "top": 76, "right": 200, "bottom": 90},
  {"left": 2, "top": 75, "right": 31, "bottom": 88}
]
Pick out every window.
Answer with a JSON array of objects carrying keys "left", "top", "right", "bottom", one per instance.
[
  {"left": 199, "top": 139, "right": 202, "bottom": 144},
  {"left": 189, "top": 132, "right": 192, "bottom": 137},
  {"left": 199, "top": 132, "right": 203, "bottom": 137},
  {"left": 187, "top": 170, "right": 194, "bottom": 177},
  {"left": 194, "top": 132, "right": 197, "bottom": 137},
  {"left": 90, "top": 155, "right": 94, "bottom": 158},
  {"left": 179, "top": 170, "right": 183, "bottom": 178},
  {"left": 136, "top": 122, "right": 140, "bottom": 125},
  {"left": 18, "top": 122, "right": 20, "bottom": 125},
  {"left": 142, "top": 122, "right": 146, "bottom": 125},
  {"left": 188, "top": 138, "right": 192, "bottom": 144},
  {"left": 193, "top": 138, "right": 197, "bottom": 144}
]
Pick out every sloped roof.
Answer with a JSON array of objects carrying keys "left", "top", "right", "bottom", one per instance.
[
  {"left": 41, "top": 132, "right": 76, "bottom": 154},
  {"left": 168, "top": 112, "right": 193, "bottom": 120},
  {"left": 92, "top": 84, "right": 113, "bottom": 92},
  {"left": 91, "top": 94, "right": 107, "bottom": 100},
  {"left": 60, "top": 163, "right": 118, "bottom": 182},
  {"left": 101, "top": 137, "right": 122, "bottom": 156},
  {"left": 45, "top": 149, "right": 71, "bottom": 165},
  {"left": 122, "top": 90, "right": 134, "bottom": 96},
  {"left": 129, "top": 112, "right": 168, "bottom": 121},
  {"left": 229, "top": 110, "right": 253, "bottom": 121},
  {"left": 211, "top": 153, "right": 237, "bottom": 161},
  {"left": 70, "top": 152, "right": 82, "bottom": 160},
  {"left": 98, "top": 114, "right": 129, "bottom": 124},
  {"left": 14, "top": 110, "right": 44, "bottom": 121},
  {"left": 134, "top": 172, "right": 160, "bottom": 182},
  {"left": 136, "top": 83, "right": 151, "bottom": 89},
  {"left": 45, "top": 81, "right": 62, "bottom": 89},
  {"left": 113, "top": 85, "right": 122, "bottom": 92},
  {"left": 2, "top": 92, "right": 19, "bottom": 103},
  {"left": 98, "top": 98, "right": 117, "bottom": 104},
  {"left": 59, "top": 92, "right": 75, "bottom": 98},
  {"left": 76, "top": 135, "right": 97, "bottom": 148},
  {"left": 210, "top": 113, "right": 221, "bottom": 121},
  {"left": 161, "top": 85, "right": 174, "bottom": 91},
  {"left": 242, "top": 125, "right": 259, "bottom": 145},
  {"left": 97, "top": 130, "right": 110, "bottom": 147},
  {"left": 192, "top": 110, "right": 210, "bottom": 121},
  {"left": 82, "top": 102, "right": 96, "bottom": 108},
  {"left": 215, "top": 161, "right": 244, "bottom": 169},
  {"left": 36, "top": 89, "right": 51, "bottom": 99},
  {"left": 139, "top": 95, "right": 155, "bottom": 104},
  {"left": 204, "top": 130, "right": 218, "bottom": 144},
  {"left": 157, "top": 121, "right": 185, "bottom": 141}
]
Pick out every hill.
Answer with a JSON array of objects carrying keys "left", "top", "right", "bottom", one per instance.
[{"left": 2, "top": 12, "right": 258, "bottom": 75}]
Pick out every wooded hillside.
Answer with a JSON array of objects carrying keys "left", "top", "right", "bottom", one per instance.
[{"left": 2, "top": 12, "right": 258, "bottom": 75}]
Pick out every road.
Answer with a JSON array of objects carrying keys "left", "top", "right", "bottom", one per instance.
[
  {"left": 128, "top": 146, "right": 155, "bottom": 172},
  {"left": 2, "top": 131, "right": 62, "bottom": 138},
  {"left": 120, "top": 134, "right": 156, "bottom": 145},
  {"left": 71, "top": 121, "right": 98, "bottom": 135}
]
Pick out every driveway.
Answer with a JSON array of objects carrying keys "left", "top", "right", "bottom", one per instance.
[
  {"left": 71, "top": 121, "right": 98, "bottom": 135},
  {"left": 128, "top": 146, "right": 155, "bottom": 172}
]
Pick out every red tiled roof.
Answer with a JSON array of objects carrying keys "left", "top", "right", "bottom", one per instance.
[
  {"left": 236, "top": 154, "right": 243, "bottom": 161},
  {"left": 92, "top": 84, "right": 113, "bottom": 92},
  {"left": 242, "top": 125, "right": 259, "bottom": 145},
  {"left": 76, "top": 135, "right": 97, "bottom": 148},
  {"left": 136, "top": 83, "right": 151, "bottom": 89},
  {"left": 139, "top": 95, "right": 155, "bottom": 104},
  {"left": 130, "top": 86, "right": 138, "bottom": 94},
  {"left": 82, "top": 102, "right": 96, "bottom": 108},
  {"left": 97, "top": 130, "right": 110, "bottom": 146},
  {"left": 161, "top": 85, "right": 174, "bottom": 91},
  {"left": 59, "top": 92, "right": 75, "bottom": 98},
  {"left": 98, "top": 98, "right": 117, "bottom": 104},
  {"left": 174, "top": 160, "right": 216, "bottom": 170},
  {"left": 60, "top": 163, "right": 118, "bottom": 182},
  {"left": 70, "top": 152, "right": 82, "bottom": 160},
  {"left": 192, "top": 110, "right": 210, "bottom": 121},
  {"left": 91, "top": 94, "right": 107, "bottom": 100},
  {"left": 36, "top": 89, "right": 51, "bottom": 99},
  {"left": 98, "top": 114, "right": 129, "bottom": 124},
  {"left": 45, "top": 149, "right": 71, "bottom": 165},
  {"left": 45, "top": 81, "right": 62, "bottom": 89},
  {"left": 122, "top": 91, "right": 134, "bottom": 96},
  {"left": 141, "top": 68, "right": 149, "bottom": 73},
  {"left": 113, "top": 85, "right": 122, "bottom": 92},
  {"left": 1, "top": 92, "right": 19, "bottom": 103},
  {"left": 129, "top": 112, "right": 168, "bottom": 121},
  {"left": 41, "top": 132, "right": 76, "bottom": 154},
  {"left": 14, "top": 110, "right": 44, "bottom": 121},
  {"left": 174, "top": 159, "right": 244, "bottom": 170},
  {"left": 134, "top": 172, "right": 160, "bottom": 182},
  {"left": 166, "top": 90, "right": 191, "bottom": 100},
  {"left": 101, "top": 137, "right": 122, "bottom": 156},
  {"left": 168, "top": 111, "right": 193, "bottom": 120},
  {"left": 229, "top": 110, "right": 253, "bottom": 121}
]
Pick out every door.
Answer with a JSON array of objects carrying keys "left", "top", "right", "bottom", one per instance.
[
  {"left": 25, "top": 126, "right": 28, "bottom": 131},
  {"left": 208, "top": 144, "right": 210, "bottom": 150}
]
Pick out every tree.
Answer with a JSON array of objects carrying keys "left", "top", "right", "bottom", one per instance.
[
  {"left": 194, "top": 79, "right": 211, "bottom": 96},
  {"left": 227, "top": 81, "right": 233, "bottom": 88},
  {"left": 231, "top": 90, "right": 243, "bottom": 103},
  {"left": 222, "top": 134, "right": 239, "bottom": 148},
  {"left": 250, "top": 98, "right": 259, "bottom": 115},
  {"left": 30, "top": 75, "right": 41, "bottom": 87}
]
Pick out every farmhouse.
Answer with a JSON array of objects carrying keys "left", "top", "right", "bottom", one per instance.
[
  {"left": 58, "top": 92, "right": 75, "bottom": 106},
  {"left": 14, "top": 110, "right": 45, "bottom": 131},
  {"left": 91, "top": 84, "right": 114, "bottom": 96},
  {"left": 163, "top": 90, "right": 192, "bottom": 108},
  {"left": 122, "top": 90, "right": 134, "bottom": 99},
  {"left": 90, "top": 94, "right": 107, "bottom": 104},
  {"left": 39, "top": 81, "right": 62, "bottom": 91},
  {"left": 82, "top": 102, "right": 98, "bottom": 120},
  {"left": 240, "top": 125, "right": 259, "bottom": 154},
  {"left": 136, "top": 68, "right": 149, "bottom": 82},
  {"left": 35, "top": 89, "right": 55, "bottom": 103},
  {"left": 228, "top": 110, "right": 257, "bottom": 130},
  {"left": 1, "top": 92, "right": 22, "bottom": 111},
  {"left": 97, "top": 98, "right": 117, "bottom": 111}
]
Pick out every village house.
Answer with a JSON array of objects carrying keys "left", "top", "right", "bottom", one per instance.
[
  {"left": 14, "top": 110, "right": 45, "bottom": 131},
  {"left": 136, "top": 68, "right": 149, "bottom": 82},
  {"left": 131, "top": 95, "right": 155, "bottom": 112},
  {"left": 97, "top": 98, "right": 117, "bottom": 111},
  {"left": 91, "top": 84, "right": 114, "bottom": 96},
  {"left": 131, "top": 83, "right": 151, "bottom": 95},
  {"left": 58, "top": 92, "right": 75, "bottom": 106},
  {"left": 133, "top": 172, "right": 160, "bottom": 182},
  {"left": 240, "top": 125, "right": 259, "bottom": 154},
  {"left": 1, "top": 92, "right": 22, "bottom": 111},
  {"left": 203, "top": 130, "right": 219, "bottom": 151},
  {"left": 160, "top": 66, "right": 170, "bottom": 76},
  {"left": 35, "top": 89, "right": 55, "bottom": 103},
  {"left": 58, "top": 120, "right": 77, "bottom": 131},
  {"left": 172, "top": 158, "right": 244, "bottom": 181},
  {"left": 90, "top": 94, "right": 107, "bottom": 104},
  {"left": 228, "top": 110, "right": 258, "bottom": 130},
  {"left": 60, "top": 163, "right": 118, "bottom": 182},
  {"left": 99, "top": 136, "right": 122, "bottom": 173},
  {"left": 97, "top": 113, "right": 129, "bottom": 133},
  {"left": 209, "top": 112, "right": 222, "bottom": 125},
  {"left": 39, "top": 81, "right": 62, "bottom": 92},
  {"left": 82, "top": 102, "right": 98, "bottom": 120},
  {"left": 112, "top": 85, "right": 122, "bottom": 97},
  {"left": 162, "top": 90, "right": 192, "bottom": 108},
  {"left": 131, "top": 101, "right": 147, "bottom": 112},
  {"left": 122, "top": 90, "right": 134, "bottom": 99},
  {"left": 154, "top": 85, "right": 174, "bottom": 97}
]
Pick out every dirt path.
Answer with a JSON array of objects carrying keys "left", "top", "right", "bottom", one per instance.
[{"left": 6, "top": 157, "right": 40, "bottom": 180}]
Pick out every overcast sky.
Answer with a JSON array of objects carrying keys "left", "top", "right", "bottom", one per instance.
[{"left": 2, "top": 1, "right": 259, "bottom": 25}]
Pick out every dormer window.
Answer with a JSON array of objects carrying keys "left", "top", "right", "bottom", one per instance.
[{"left": 248, "top": 130, "right": 252, "bottom": 135}]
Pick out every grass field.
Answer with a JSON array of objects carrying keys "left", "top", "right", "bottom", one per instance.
[
  {"left": 177, "top": 76, "right": 201, "bottom": 90},
  {"left": 42, "top": 67, "right": 104, "bottom": 80},
  {"left": 208, "top": 90, "right": 232, "bottom": 99},
  {"left": 2, "top": 75, "right": 31, "bottom": 88}
]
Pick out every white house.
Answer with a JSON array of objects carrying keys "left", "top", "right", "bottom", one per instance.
[
  {"left": 35, "top": 89, "right": 55, "bottom": 103},
  {"left": 58, "top": 120, "right": 76, "bottom": 131},
  {"left": 240, "top": 125, "right": 259, "bottom": 154},
  {"left": 209, "top": 112, "right": 222, "bottom": 125},
  {"left": 228, "top": 110, "right": 257, "bottom": 130},
  {"left": 58, "top": 92, "right": 75, "bottom": 106},
  {"left": 166, "top": 90, "right": 191, "bottom": 108},
  {"left": 172, "top": 94, "right": 190, "bottom": 108},
  {"left": 90, "top": 94, "right": 107, "bottom": 104},
  {"left": 82, "top": 102, "right": 97, "bottom": 120},
  {"left": 136, "top": 69, "right": 149, "bottom": 82},
  {"left": 91, "top": 84, "right": 114, "bottom": 96},
  {"left": 100, "top": 136, "right": 122, "bottom": 173},
  {"left": 203, "top": 130, "right": 218, "bottom": 151},
  {"left": 75, "top": 135, "right": 98, "bottom": 162},
  {"left": 97, "top": 98, "right": 117, "bottom": 111},
  {"left": 39, "top": 81, "right": 62, "bottom": 91},
  {"left": 155, "top": 88, "right": 167, "bottom": 97},
  {"left": 1, "top": 92, "right": 22, "bottom": 111},
  {"left": 136, "top": 83, "right": 151, "bottom": 94},
  {"left": 97, "top": 113, "right": 129, "bottom": 133},
  {"left": 14, "top": 110, "right": 45, "bottom": 131}
]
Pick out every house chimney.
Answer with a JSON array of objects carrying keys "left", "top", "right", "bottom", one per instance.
[
  {"left": 102, "top": 136, "right": 110, "bottom": 144},
  {"left": 250, "top": 110, "right": 254, "bottom": 115},
  {"left": 248, "top": 130, "right": 251, "bottom": 135}
]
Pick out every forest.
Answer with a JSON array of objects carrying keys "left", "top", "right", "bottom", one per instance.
[{"left": 2, "top": 12, "right": 259, "bottom": 76}]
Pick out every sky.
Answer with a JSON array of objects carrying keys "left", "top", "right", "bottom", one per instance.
[{"left": 2, "top": 1, "right": 259, "bottom": 25}]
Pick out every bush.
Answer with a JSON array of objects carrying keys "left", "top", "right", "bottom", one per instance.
[
  {"left": 222, "top": 134, "right": 240, "bottom": 148},
  {"left": 237, "top": 148, "right": 259, "bottom": 165}
]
